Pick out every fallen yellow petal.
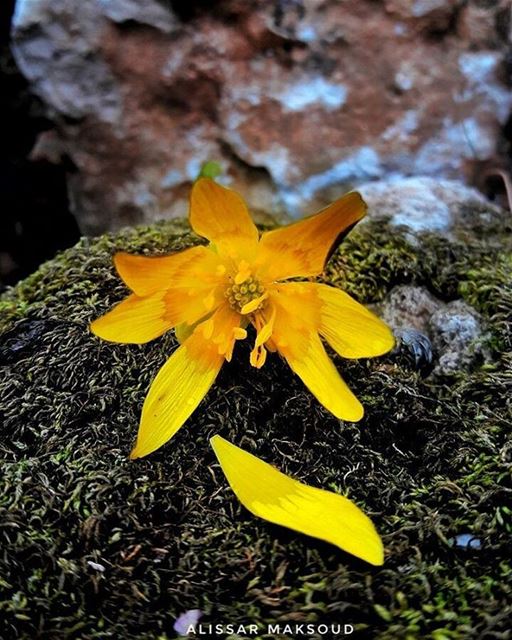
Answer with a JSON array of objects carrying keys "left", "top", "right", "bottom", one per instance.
[{"left": 210, "top": 435, "right": 384, "bottom": 566}]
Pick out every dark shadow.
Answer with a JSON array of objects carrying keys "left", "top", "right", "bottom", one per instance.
[{"left": 0, "top": 0, "right": 80, "bottom": 291}]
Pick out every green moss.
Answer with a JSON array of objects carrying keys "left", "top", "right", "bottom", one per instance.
[{"left": 0, "top": 217, "right": 511, "bottom": 639}]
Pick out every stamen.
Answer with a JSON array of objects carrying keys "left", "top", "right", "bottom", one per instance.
[
  {"left": 255, "top": 315, "right": 274, "bottom": 347},
  {"left": 225, "top": 274, "right": 267, "bottom": 314},
  {"left": 250, "top": 344, "right": 267, "bottom": 368},
  {"left": 241, "top": 292, "right": 267, "bottom": 315},
  {"left": 234, "top": 260, "right": 251, "bottom": 285}
]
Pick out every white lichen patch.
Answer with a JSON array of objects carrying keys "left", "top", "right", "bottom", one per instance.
[
  {"left": 280, "top": 147, "right": 382, "bottom": 215},
  {"left": 225, "top": 62, "right": 348, "bottom": 115},
  {"left": 382, "top": 110, "right": 420, "bottom": 142},
  {"left": 296, "top": 24, "right": 317, "bottom": 43},
  {"left": 413, "top": 116, "right": 497, "bottom": 176},
  {"left": 358, "top": 176, "right": 490, "bottom": 235},
  {"left": 393, "top": 60, "right": 417, "bottom": 92},
  {"left": 160, "top": 169, "right": 183, "bottom": 189},
  {"left": 273, "top": 77, "right": 347, "bottom": 112},
  {"left": 458, "top": 51, "right": 500, "bottom": 83},
  {"left": 411, "top": 0, "right": 447, "bottom": 17},
  {"left": 458, "top": 51, "right": 512, "bottom": 123}
]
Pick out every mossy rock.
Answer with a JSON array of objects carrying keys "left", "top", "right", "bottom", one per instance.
[{"left": 1, "top": 213, "right": 511, "bottom": 640}]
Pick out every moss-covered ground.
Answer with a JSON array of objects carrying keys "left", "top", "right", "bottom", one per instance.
[{"left": 0, "top": 214, "right": 511, "bottom": 639}]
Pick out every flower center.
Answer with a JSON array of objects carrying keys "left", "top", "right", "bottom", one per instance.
[{"left": 226, "top": 275, "right": 265, "bottom": 313}]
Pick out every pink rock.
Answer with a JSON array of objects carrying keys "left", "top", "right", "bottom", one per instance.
[{"left": 11, "top": 0, "right": 512, "bottom": 234}]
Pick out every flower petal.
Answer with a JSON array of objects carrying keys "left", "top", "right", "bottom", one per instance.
[
  {"left": 256, "top": 191, "right": 366, "bottom": 281},
  {"left": 118, "top": 245, "right": 229, "bottom": 328},
  {"left": 210, "top": 435, "right": 384, "bottom": 565},
  {"left": 130, "top": 336, "right": 223, "bottom": 459},
  {"left": 283, "top": 331, "right": 364, "bottom": 422},
  {"left": 114, "top": 245, "right": 221, "bottom": 297},
  {"left": 90, "top": 293, "right": 171, "bottom": 344},
  {"left": 314, "top": 283, "right": 395, "bottom": 358},
  {"left": 270, "top": 284, "right": 363, "bottom": 421},
  {"left": 174, "top": 322, "right": 194, "bottom": 345},
  {"left": 130, "top": 304, "right": 241, "bottom": 458},
  {"left": 189, "top": 178, "right": 259, "bottom": 258}
]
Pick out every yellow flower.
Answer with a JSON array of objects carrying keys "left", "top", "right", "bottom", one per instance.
[{"left": 91, "top": 178, "right": 394, "bottom": 459}]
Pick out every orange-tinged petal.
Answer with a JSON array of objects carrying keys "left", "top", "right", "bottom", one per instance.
[
  {"left": 174, "top": 322, "right": 194, "bottom": 344},
  {"left": 144, "top": 247, "right": 229, "bottom": 327},
  {"left": 206, "top": 303, "right": 244, "bottom": 362},
  {"left": 270, "top": 284, "right": 363, "bottom": 421},
  {"left": 210, "top": 435, "right": 384, "bottom": 565},
  {"left": 189, "top": 178, "right": 259, "bottom": 259},
  {"left": 255, "top": 191, "right": 367, "bottom": 281},
  {"left": 90, "top": 293, "right": 171, "bottom": 344},
  {"left": 164, "top": 283, "right": 226, "bottom": 327},
  {"left": 314, "top": 283, "right": 395, "bottom": 358},
  {"left": 114, "top": 245, "right": 220, "bottom": 297},
  {"left": 130, "top": 304, "right": 242, "bottom": 458}
]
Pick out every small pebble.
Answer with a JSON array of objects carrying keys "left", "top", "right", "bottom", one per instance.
[
  {"left": 174, "top": 609, "right": 203, "bottom": 636},
  {"left": 451, "top": 533, "right": 482, "bottom": 550}
]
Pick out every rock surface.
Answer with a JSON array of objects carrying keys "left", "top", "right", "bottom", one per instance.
[
  {"left": 430, "top": 299, "right": 485, "bottom": 374},
  {"left": 1, "top": 202, "right": 511, "bottom": 639},
  {"left": 382, "top": 285, "right": 487, "bottom": 375},
  {"left": 360, "top": 177, "right": 502, "bottom": 238},
  {"left": 382, "top": 285, "right": 442, "bottom": 331},
  {"left": 11, "top": 0, "right": 512, "bottom": 234}
]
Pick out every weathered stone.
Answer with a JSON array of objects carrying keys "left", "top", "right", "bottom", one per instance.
[
  {"left": 381, "top": 285, "right": 487, "bottom": 375},
  {"left": 384, "top": 0, "right": 461, "bottom": 31},
  {"left": 97, "top": 0, "right": 179, "bottom": 33},
  {"left": 382, "top": 285, "right": 442, "bottom": 331},
  {"left": 429, "top": 299, "right": 485, "bottom": 375},
  {"left": 360, "top": 176, "right": 503, "bottom": 238},
  {"left": 11, "top": 0, "right": 512, "bottom": 234},
  {"left": 457, "top": 2, "right": 505, "bottom": 47},
  {"left": 393, "top": 328, "right": 434, "bottom": 372}
]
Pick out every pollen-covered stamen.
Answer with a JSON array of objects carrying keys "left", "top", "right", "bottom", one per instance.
[
  {"left": 249, "top": 306, "right": 275, "bottom": 369},
  {"left": 226, "top": 274, "right": 266, "bottom": 313}
]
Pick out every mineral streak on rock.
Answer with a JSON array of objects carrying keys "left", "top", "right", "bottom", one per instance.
[{"left": 11, "top": 0, "right": 512, "bottom": 233}]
